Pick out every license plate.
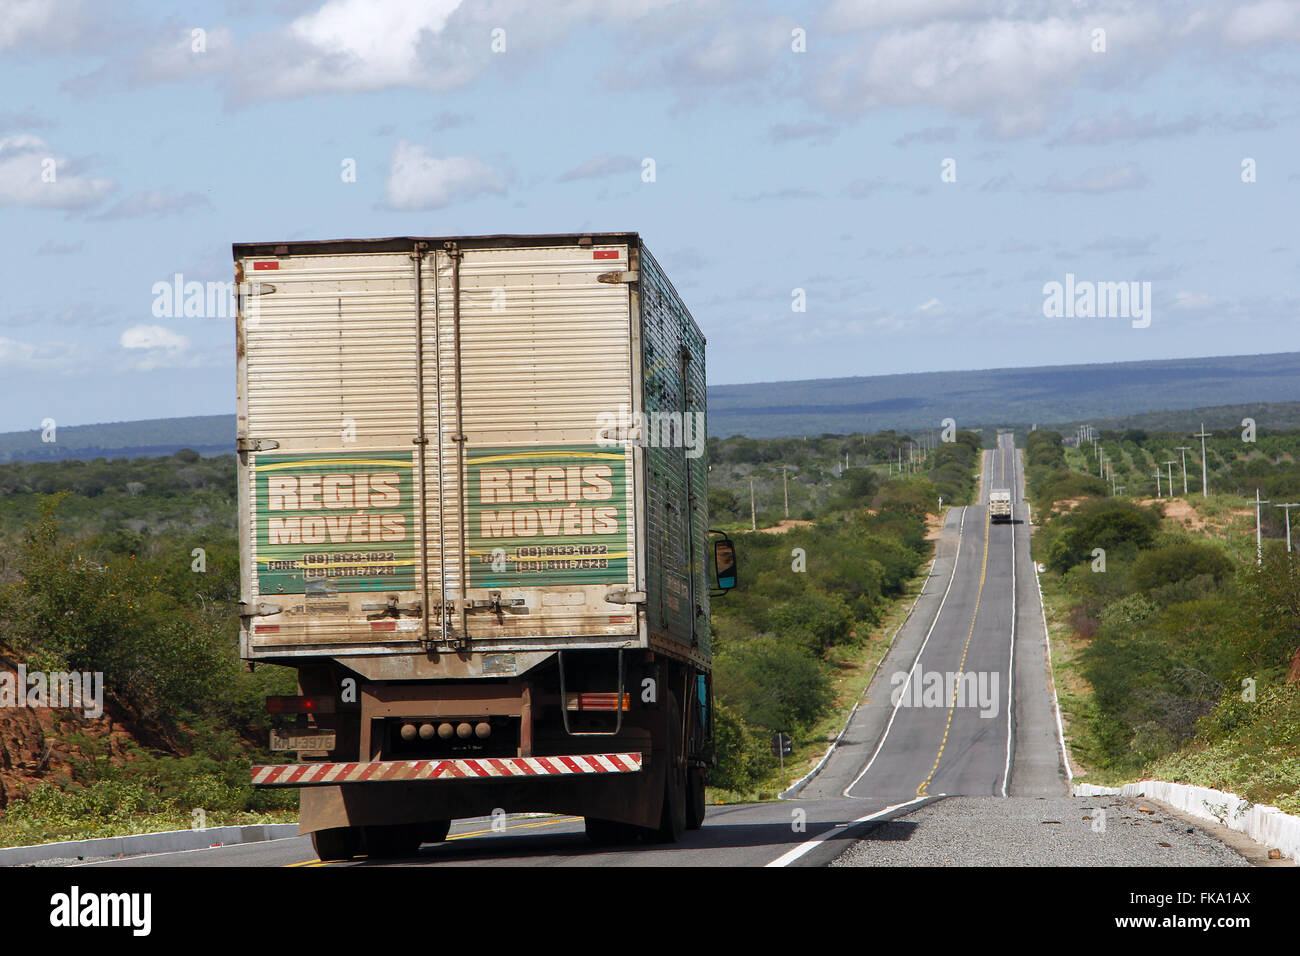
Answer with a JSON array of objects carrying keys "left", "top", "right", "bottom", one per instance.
[{"left": 270, "top": 731, "right": 336, "bottom": 752}]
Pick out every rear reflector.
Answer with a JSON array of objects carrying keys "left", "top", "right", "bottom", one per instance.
[
  {"left": 565, "top": 692, "right": 631, "bottom": 712},
  {"left": 266, "top": 695, "right": 337, "bottom": 715},
  {"left": 253, "top": 752, "right": 643, "bottom": 786},
  {"left": 593, "top": 250, "right": 619, "bottom": 259},
  {"left": 252, "top": 260, "right": 280, "bottom": 270}
]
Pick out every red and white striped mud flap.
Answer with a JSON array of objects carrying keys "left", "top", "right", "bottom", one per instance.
[{"left": 251, "top": 753, "right": 644, "bottom": 787}]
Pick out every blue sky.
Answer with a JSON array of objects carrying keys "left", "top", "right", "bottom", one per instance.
[{"left": 2, "top": 0, "right": 1299, "bottom": 432}]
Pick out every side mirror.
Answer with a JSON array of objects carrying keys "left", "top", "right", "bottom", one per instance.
[{"left": 710, "top": 531, "right": 737, "bottom": 594}]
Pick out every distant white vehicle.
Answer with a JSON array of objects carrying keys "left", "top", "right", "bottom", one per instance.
[{"left": 989, "top": 489, "right": 1013, "bottom": 523}]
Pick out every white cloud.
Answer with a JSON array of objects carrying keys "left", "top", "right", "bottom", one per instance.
[
  {"left": 0, "top": 135, "right": 115, "bottom": 209},
  {"left": 0, "top": 0, "right": 89, "bottom": 52},
  {"left": 1041, "top": 163, "right": 1149, "bottom": 194},
  {"left": 1224, "top": 1, "right": 1300, "bottom": 45},
  {"left": 809, "top": 9, "right": 1166, "bottom": 136},
  {"left": 557, "top": 154, "right": 639, "bottom": 182},
  {"left": 1047, "top": 110, "right": 1203, "bottom": 147},
  {"left": 0, "top": 336, "right": 38, "bottom": 366},
  {"left": 89, "top": 189, "right": 211, "bottom": 221},
  {"left": 0, "top": 335, "right": 81, "bottom": 370},
  {"left": 824, "top": 0, "right": 1000, "bottom": 32},
  {"left": 1173, "top": 291, "right": 1215, "bottom": 310},
  {"left": 384, "top": 142, "right": 507, "bottom": 210},
  {"left": 121, "top": 325, "right": 189, "bottom": 351}
]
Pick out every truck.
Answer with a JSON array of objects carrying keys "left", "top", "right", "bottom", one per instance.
[
  {"left": 989, "top": 488, "right": 1013, "bottom": 523},
  {"left": 234, "top": 233, "right": 736, "bottom": 860}
]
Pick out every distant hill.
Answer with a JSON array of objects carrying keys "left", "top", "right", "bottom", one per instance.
[
  {"left": 0, "top": 415, "right": 233, "bottom": 463},
  {"left": 3, "top": 351, "right": 1300, "bottom": 459},
  {"left": 709, "top": 351, "right": 1300, "bottom": 437}
]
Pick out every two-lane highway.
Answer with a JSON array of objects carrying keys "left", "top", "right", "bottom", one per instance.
[{"left": 63, "top": 437, "right": 1084, "bottom": 868}]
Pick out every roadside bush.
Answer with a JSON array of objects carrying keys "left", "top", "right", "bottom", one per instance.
[{"left": 1130, "top": 540, "right": 1235, "bottom": 593}]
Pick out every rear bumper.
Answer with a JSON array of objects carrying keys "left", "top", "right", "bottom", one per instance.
[{"left": 252, "top": 752, "right": 644, "bottom": 787}]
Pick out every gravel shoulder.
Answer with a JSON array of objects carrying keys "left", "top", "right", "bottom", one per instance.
[{"left": 830, "top": 796, "right": 1251, "bottom": 867}]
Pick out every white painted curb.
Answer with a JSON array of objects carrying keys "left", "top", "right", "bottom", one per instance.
[
  {"left": 0, "top": 823, "right": 300, "bottom": 866},
  {"left": 1073, "top": 780, "right": 1300, "bottom": 861}
]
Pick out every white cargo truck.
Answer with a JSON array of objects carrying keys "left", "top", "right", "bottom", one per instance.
[
  {"left": 234, "top": 234, "right": 736, "bottom": 859},
  {"left": 989, "top": 488, "right": 1013, "bottom": 523}
]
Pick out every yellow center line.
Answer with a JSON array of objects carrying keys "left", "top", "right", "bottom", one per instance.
[
  {"left": 916, "top": 506, "right": 991, "bottom": 797},
  {"left": 283, "top": 815, "right": 582, "bottom": 867}
]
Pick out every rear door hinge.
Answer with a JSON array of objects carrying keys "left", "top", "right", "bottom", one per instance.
[
  {"left": 598, "top": 270, "right": 638, "bottom": 284},
  {"left": 237, "top": 437, "right": 280, "bottom": 453}
]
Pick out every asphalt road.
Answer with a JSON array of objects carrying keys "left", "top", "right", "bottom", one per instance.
[{"left": 56, "top": 437, "right": 1253, "bottom": 868}]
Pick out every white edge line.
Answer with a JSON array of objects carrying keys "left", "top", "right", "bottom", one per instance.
[
  {"left": 842, "top": 505, "right": 968, "bottom": 797},
  {"left": 780, "top": 506, "right": 948, "bottom": 798},
  {"left": 1032, "top": 500, "right": 1075, "bottom": 784},
  {"left": 1001, "top": 438, "right": 1016, "bottom": 797},
  {"left": 764, "top": 795, "right": 935, "bottom": 867}
]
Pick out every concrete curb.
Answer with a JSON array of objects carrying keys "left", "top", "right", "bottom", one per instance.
[
  {"left": 1074, "top": 780, "right": 1300, "bottom": 862},
  {"left": 0, "top": 823, "right": 300, "bottom": 866}
]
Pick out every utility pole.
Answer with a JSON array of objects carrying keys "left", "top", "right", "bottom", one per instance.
[
  {"left": 1194, "top": 424, "right": 1212, "bottom": 498},
  {"left": 1164, "top": 461, "right": 1177, "bottom": 497},
  {"left": 1275, "top": 503, "right": 1300, "bottom": 553},
  {"left": 749, "top": 478, "right": 756, "bottom": 532},
  {"left": 782, "top": 465, "right": 789, "bottom": 519},
  {"left": 1153, "top": 467, "right": 1162, "bottom": 498},
  {"left": 1175, "top": 446, "right": 1192, "bottom": 495},
  {"left": 1255, "top": 488, "right": 1270, "bottom": 566}
]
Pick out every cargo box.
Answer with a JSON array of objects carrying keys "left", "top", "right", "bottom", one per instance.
[{"left": 234, "top": 234, "right": 710, "bottom": 671}]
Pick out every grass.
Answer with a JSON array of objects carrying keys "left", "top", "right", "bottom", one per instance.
[
  {"left": 0, "top": 739, "right": 299, "bottom": 849},
  {"left": 1033, "top": 487, "right": 1300, "bottom": 802},
  {"left": 1145, "top": 682, "right": 1300, "bottom": 814}
]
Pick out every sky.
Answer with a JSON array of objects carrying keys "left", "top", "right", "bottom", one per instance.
[{"left": 2, "top": 0, "right": 1299, "bottom": 432}]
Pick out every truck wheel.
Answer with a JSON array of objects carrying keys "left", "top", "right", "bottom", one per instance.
[
  {"left": 420, "top": 819, "right": 452, "bottom": 843},
  {"left": 685, "top": 767, "right": 707, "bottom": 830},
  {"left": 584, "top": 817, "right": 637, "bottom": 845},
  {"left": 311, "top": 826, "right": 361, "bottom": 861},
  {"left": 652, "top": 694, "right": 687, "bottom": 843},
  {"left": 362, "top": 823, "right": 422, "bottom": 859}
]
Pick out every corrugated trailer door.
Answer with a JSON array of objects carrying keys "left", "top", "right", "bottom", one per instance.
[
  {"left": 239, "top": 249, "right": 438, "bottom": 651},
  {"left": 427, "top": 241, "right": 640, "bottom": 647}
]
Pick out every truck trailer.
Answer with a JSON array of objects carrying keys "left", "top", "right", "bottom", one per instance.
[
  {"left": 989, "top": 488, "right": 1013, "bottom": 523},
  {"left": 234, "top": 233, "right": 734, "bottom": 860}
]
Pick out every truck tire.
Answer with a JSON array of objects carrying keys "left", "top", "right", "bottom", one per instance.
[
  {"left": 362, "top": 823, "right": 422, "bottom": 859},
  {"left": 685, "top": 767, "right": 707, "bottom": 830},
  {"left": 652, "top": 693, "right": 687, "bottom": 843},
  {"left": 311, "top": 826, "right": 361, "bottom": 861},
  {"left": 584, "top": 817, "right": 637, "bottom": 845},
  {"left": 420, "top": 819, "right": 452, "bottom": 843}
]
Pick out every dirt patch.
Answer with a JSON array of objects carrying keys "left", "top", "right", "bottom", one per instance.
[
  {"left": 1158, "top": 497, "right": 1208, "bottom": 531},
  {"left": 754, "top": 519, "right": 815, "bottom": 534},
  {"left": 924, "top": 509, "right": 946, "bottom": 541}
]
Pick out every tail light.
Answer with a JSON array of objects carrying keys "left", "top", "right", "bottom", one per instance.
[
  {"left": 565, "top": 692, "right": 631, "bottom": 712},
  {"left": 265, "top": 695, "right": 336, "bottom": 715}
]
